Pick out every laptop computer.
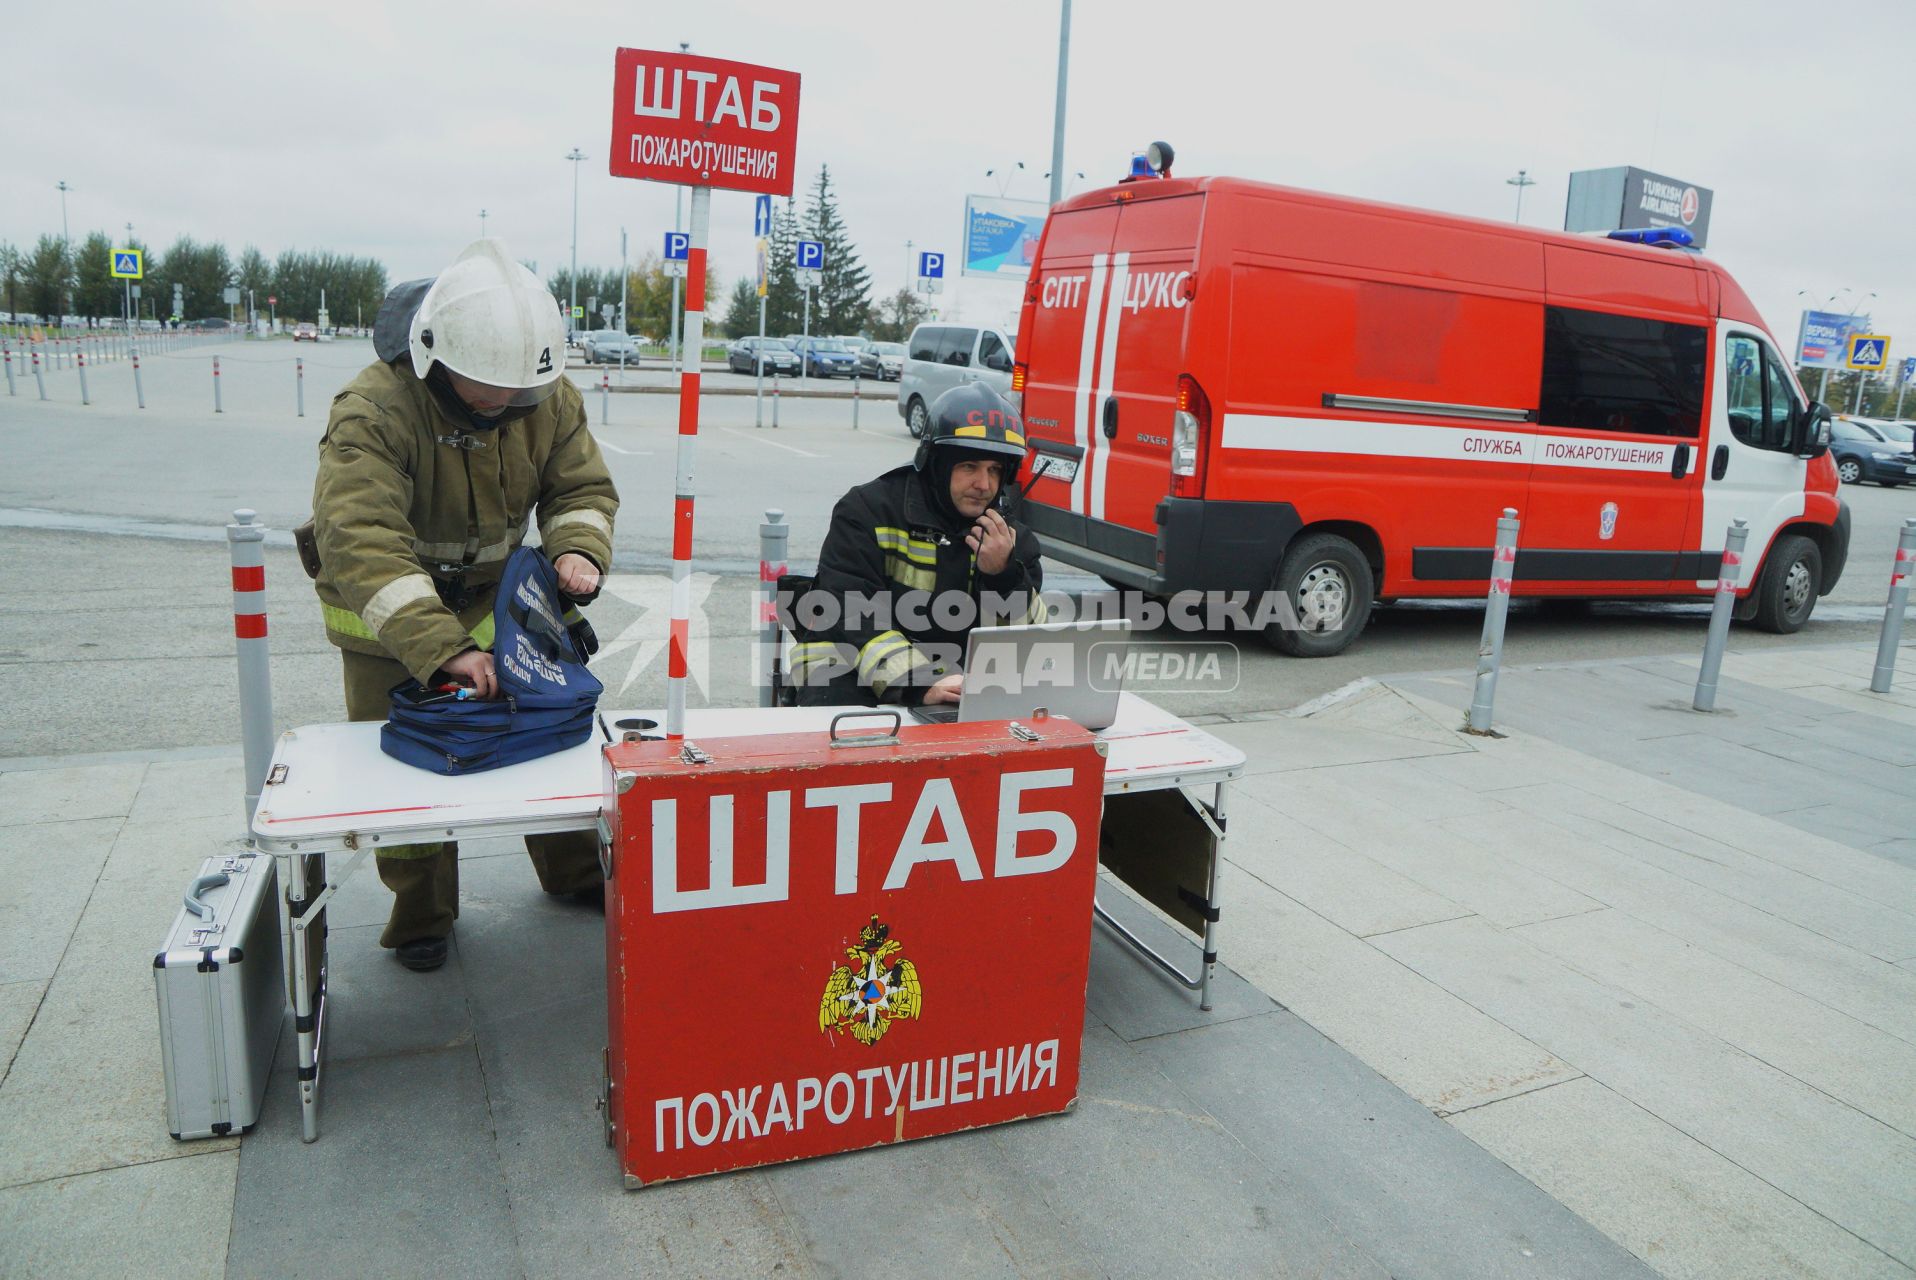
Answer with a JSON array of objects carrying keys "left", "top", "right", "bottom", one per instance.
[{"left": 909, "top": 619, "right": 1132, "bottom": 730}]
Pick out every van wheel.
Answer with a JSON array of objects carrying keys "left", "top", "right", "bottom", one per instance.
[
  {"left": 906, "top": 398, "right": 930, "bottom": 438},
  {"left": 1264, "top": 533, "right": 1375, "bottom": 657},
  {"left": 1749, "top": 534, "right": 1821, "bottom": 634}
]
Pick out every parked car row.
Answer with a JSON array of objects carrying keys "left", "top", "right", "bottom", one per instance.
[{"left": 1830, "top": 416, "right": 1916, "bottom": 486}]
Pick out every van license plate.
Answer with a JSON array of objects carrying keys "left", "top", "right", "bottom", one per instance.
[{"left": 1034, "top": 455, "right": 1079, "bottom": 483}]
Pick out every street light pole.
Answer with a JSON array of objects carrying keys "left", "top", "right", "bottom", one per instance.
[
  {"left": 56, "top": 181, "right": 72, "bottom": 321},
  {"left": 1049, "top": 0, "right": 1071, "bottom": 207},
  {"left": 1505, "top": 169, "right": 1535, "bottom": 223},
  {"left": 565, "top": 147, "right": 586, "bottom": 335},
  {"left": 480, "top": 208, "right": 488, "bottom": 238}
]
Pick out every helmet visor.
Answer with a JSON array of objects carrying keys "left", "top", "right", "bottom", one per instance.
[{"left": 442, "top": 368, "right": 561, "bottom": 412}]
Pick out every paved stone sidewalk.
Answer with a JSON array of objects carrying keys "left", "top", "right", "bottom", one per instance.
[{"left": 0, "top": 641, "right": 1909, "bottom": 1278}]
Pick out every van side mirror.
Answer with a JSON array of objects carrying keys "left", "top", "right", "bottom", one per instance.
[{"left": 1794, "top": 401, "right": 1832, "bottom": 459}]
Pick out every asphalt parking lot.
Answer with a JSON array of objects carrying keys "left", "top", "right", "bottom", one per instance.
[{"left": 3, "top": 335, "right": 1912, "bottom": 758}]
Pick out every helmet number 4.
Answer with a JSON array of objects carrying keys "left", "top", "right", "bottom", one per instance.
[{"left": 537, "top": 347, "right": 553, "bottom": 375}]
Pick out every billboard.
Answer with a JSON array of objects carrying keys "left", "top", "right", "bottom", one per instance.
[
  {"left": 1796, "top": 310, "right": 1873, "bottom": 370},
  {"left": 1565, "top": 166, "right": 1714, "bottom": 249},
  {"left": 962, "top": 195, "right": 1048, "bottom": 280}
]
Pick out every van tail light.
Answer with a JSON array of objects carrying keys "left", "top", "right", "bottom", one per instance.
[
  {"left": 1171, "top": 373, "right": 1210, "bottom": 498},
  {"left": 1008, "top": 362, "right": 1028, "bottom": 414}
]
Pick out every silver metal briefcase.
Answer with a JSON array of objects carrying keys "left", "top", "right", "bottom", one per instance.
[{"left": 153, "top": 851, "right": 286, "bottom": 1139}]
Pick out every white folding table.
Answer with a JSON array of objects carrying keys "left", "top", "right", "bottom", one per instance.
[{"left": 248, "top": 694, "right": 1242, "bottom": 1141}]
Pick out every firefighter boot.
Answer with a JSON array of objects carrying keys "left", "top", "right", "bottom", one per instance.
[{"left": 377, "top": 842, "right": 460, "bottom": 969}]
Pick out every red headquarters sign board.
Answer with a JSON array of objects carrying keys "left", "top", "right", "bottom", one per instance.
[
  {"left": 602, "top": 723, "right": 1106, "bottom": 1186},
  {"left": 608, "top": 48, "right": 800, "bottom": 196}
]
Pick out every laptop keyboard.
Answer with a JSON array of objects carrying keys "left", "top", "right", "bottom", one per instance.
[{"left": 910, "top": 704, "right": 961, "bottom": 724}]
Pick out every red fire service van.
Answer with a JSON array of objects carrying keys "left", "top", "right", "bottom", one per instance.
[{"left": 1011, "top": 147, "right": 1847, "bottom": 656}]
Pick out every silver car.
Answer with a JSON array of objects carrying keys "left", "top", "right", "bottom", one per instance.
[{"left": 896, "top": 324, "right": 1017, "bottom": 437}]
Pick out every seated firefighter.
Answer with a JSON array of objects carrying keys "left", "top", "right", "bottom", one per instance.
[{"left": 790, "top": 384, "right": 1046, "bottom": 707}]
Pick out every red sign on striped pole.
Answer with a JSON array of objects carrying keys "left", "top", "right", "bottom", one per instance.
[
  {"left": 608, "top": 49, "right": 802, "bottom": 737},
  {"left": 608, "top": 49, "right": 801, "bottom": 197}
]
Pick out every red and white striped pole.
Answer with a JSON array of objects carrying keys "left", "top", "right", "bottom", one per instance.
[
  {"left": 226, "top": 509, "right": 276, "bottom": 823},
  {"left": 665, "top": 185, "right": 711, "bottom": 740}
]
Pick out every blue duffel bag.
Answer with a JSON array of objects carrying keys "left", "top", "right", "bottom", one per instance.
[{"left": 380, "top": 547, "right": 603, "bottom": 775}]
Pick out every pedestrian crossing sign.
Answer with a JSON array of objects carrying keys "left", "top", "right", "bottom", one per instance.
[
  {"left": 110, "top": 249, "right": 143, "bottom": 280},
  {"left": 1846, "top": 334, "right": 1888, "bottom": 370}
]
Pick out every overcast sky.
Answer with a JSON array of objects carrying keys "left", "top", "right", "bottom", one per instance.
[{"left": 7, "top": 0, "right": 1913, "bottom": 363}]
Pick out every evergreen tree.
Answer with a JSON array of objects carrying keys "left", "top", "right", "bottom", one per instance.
[
  {"left": 72, "top": 231, "right": 121, "bottom": 319},
  {"left": 764, "top": 197, "right": 803, "bottom": 337},
  {"left": 24, "top": 235, "right": 70, "bottom": 319},
  {"left": 803, "top": 164, "right": 872, "bottom": 336},
  {"left": 0, "top": 242, "right": 22, "bottom": 317},
  {"left": 235, "top": 247, "right": 272, "bottom": 308},
  {"left": 721, "top": 277, "right": 761, "bottom": 338}
]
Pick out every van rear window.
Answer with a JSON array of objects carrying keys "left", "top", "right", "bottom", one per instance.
[
  {"left": 909, "top": 328, "right": 943, "bottom": 362},
  {"left": 1540, "top": 307, "right": 1706, "bottom": 438}
]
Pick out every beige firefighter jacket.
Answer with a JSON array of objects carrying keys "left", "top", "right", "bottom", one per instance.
[{"left": 311, "top": 358, "right": 618, "bottom": 684}]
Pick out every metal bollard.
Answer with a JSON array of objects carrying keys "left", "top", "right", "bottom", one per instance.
[
  {"left": 32, "top": 346, "right": 47, "bottom": 400},
  {"left": 296, "top": 357, "right": 305, "bottom": 417},
  {"left": 1467, "top": 508, "right": 1520, "bottom": 733},
  {"left": 1870, "top": 519, "right": 1915, "bottom": 694},
  {"left": 852, "top": 371, "right": 861, "bottom": 430},
  {"left": 758, "top": 509, "right": 790, "bottom": 708},
  {"left": 213, "top": 355, "right": 223, "bottom": 412},
  {"left": 3, "top": 343, "right": 13, "bottom": 395},
  {"left": 601, "top": 369, "right": 610, "bottom": 425},
  {"left": 772, "top": 373, "right": 781, "bottom": 429},
  {"left": 1693, "top": 519, "right": 1749, "bottom": 712},
  {"left": 76, "top": 346, "right": 90, "bottom": 405},
  {"left": 131, "top": 342, "right": 145, "bottom": 409},
  {"left": 226, "top": 510, "right": 277, "bottom": 824}
]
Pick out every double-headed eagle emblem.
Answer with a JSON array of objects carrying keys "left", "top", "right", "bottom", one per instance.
[{"left": 819, "top": 915, "right": 923, "bottom": 1046}]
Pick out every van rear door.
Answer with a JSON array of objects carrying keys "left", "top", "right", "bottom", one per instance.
[
  {"left": 1020, "top": 206, "right": 1122, "bottom": 557},
  {"left": 1088, "top": 194, "right": 1203, "bottom": 549}
]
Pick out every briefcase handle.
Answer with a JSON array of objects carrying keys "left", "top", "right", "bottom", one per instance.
[
  {"left": 829, "top": 709, "right": 901, "bottom": 748},
  {"left": 184, "top": 872, "right": 230, "bottom": 921}
]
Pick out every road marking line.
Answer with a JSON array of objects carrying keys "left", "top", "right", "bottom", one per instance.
[
  {"left": 596, "top": 441, "right": 654, "bottom": 456},
  {"left": 718, "top": 426, "right": 826, "bottom": 458}
]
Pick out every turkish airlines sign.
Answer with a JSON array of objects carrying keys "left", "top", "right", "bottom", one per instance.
[{"left": 609, "top": 48, "right": 800, "bottom": 197}]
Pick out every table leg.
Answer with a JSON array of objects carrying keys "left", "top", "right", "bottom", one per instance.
[
  {"left": 284, "top": 851, "right": 327, "bottom": 1143},
  {"left": 1198, "top": 782, "right": 1229, "bottom": 1011}
]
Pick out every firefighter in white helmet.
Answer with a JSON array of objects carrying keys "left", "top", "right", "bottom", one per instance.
[{"left": 309, "top": 239, "right": 618, "bottom": 971}]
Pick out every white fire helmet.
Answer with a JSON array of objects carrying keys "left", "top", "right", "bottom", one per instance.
[{"left": 408, "top": 239, "right": 565, "bottom": 408}]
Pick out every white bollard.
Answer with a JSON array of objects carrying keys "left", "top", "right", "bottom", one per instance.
[
  {"left": 213, "top": 356, "right": 223, "bottom": 413},
  {"left": 1467, "top": 508, "right": 1521, "bottom": 733},
  {"left": 225, "top": 510, "right": 277, "bottom": 824},
  {"left": 1870, "top": 519, "right": 1915, "bottom": 695},
  {"left": 1693, "top": 519, "right": 1749, "bottom": 712},
  {"left": 758, "top": 509, "right": 789, "bottom": 707},
  {"left": 131, "top": 342, "right": 146, "bottom": 409},
  {"left": 296, "top": 357, "right": 305, "bottom": 417}
]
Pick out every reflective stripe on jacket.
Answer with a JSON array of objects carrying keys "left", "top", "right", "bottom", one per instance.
[{"left": 791, "top": 464, "right": 1045, "bottom": 704}]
